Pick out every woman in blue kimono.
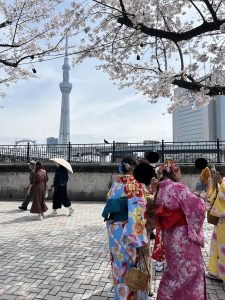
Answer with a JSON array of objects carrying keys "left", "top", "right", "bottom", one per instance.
[{"left": 102, "top": 156, "right": 151, "bottom": 300}]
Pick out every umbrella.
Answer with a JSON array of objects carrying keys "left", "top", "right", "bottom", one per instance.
[{"left": 50, "top": 158, "right": 73, "bottom": 173}]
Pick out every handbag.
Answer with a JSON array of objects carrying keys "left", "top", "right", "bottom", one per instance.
[
  {"left": 124, "top": 249, "right": 150, "bottom": 291},
  {"left": 207, "top": 210, "right": 219, "bottom": 225},
  {"left": 207, "top": 187, "right": 219, "bottom": 225}
]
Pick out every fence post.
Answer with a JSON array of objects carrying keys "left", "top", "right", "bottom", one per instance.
[
  {"left": 26, "top": 143, "right": 30, "bottom": 163},
  {"left": 216, "top": 138, "right": 220, "bottom": 163},
  {"left": 161, "top": 140, "right": 165, "bottom": 162},
  {"left": 67, "top": 142, "right": 71, "bottom": 162},
  {"left": 112, "top": 141, "right": 115, "bottom": 163}
]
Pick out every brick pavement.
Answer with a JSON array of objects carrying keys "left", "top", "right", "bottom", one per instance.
[{"left": 0, "top": 201, "right": 225, "bottom": 300}]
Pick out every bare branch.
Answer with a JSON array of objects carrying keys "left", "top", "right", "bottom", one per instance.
[
  {"left": 174, "top": 41, "right": 184, "bottom": 70},
  {"left": 12, "top": 2, "right": 26, "bottom": 45},
  {"left": 202, "top": 0, "right": 218, "bottom": 22},
  {"left": 215, "top": 0, "right": 223, "bottom": 13},
  {"left": 188, "top": 0, "right": 206, "bottom": 22},
  {"left": 155, "top": 38, "right": 162, "bottom": 72},
  {"left": 160, "top": 39, "right": 167, "bottom": 71},
  {"left": 92, "top": 0, "right": 134, "bottom": 17}
]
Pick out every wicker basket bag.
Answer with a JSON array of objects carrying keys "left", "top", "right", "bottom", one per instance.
[{"left": 124, "top": 249, "right": 150, "bottom": 291}]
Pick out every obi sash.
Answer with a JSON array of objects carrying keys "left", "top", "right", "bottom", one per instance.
[
  {"left": 102, "top": 197, "right": 128, "bottom": 222},
  {"left": 155, "top": 205, "right": 187, "bottom": 230}
]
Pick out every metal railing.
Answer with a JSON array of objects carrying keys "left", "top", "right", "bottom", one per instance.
[{"left": 0, "top": 139, "right": 224, "bottom": 164}]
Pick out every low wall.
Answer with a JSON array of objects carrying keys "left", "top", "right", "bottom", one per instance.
[{"left": 0, "top": 164, "right": 224, "bottom": 201}]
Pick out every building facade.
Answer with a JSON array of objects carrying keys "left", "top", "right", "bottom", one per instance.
[
  {"left": 173, "top": 91, "right": 225, "bottom": 142},
  {"left": 46, "top": 137, "right": 58, "bottom": 145}
]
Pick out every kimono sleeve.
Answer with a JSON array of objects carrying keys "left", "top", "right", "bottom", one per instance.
[
  {"left": 123, "top": 196, "right": 148, "bottom": 248},
  {"left": 178, "top": 183, "right": 206, "bottom": 247},
  {"left": 210, "top": 181, "right": 225, "bottom": 218}
]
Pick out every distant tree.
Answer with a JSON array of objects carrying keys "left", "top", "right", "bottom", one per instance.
[{"left": 1, "top": 1, "right": 225, "bottom": 111}]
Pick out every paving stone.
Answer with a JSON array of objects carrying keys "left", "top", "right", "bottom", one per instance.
[{"left": 0, "top": 201, "right": 224, "bottom": 300}]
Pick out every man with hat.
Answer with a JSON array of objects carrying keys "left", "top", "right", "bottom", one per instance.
[{"left": 18, "top": 160, "right": 36, "bottom": 210}]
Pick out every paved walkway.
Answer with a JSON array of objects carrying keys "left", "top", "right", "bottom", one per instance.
[{"left": 0, "top": 201, "right": 224, "bottom": 300}]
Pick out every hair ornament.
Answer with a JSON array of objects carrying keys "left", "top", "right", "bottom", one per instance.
[
  {"left": 158, "top": 158, "right": 178, "bottom": 175},
  {"left": 123, "top": 162, "right": 132, "bottom": 171}
]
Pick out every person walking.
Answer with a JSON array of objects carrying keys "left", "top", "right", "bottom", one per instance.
[
  {"left": 18, "top": 160, "right": 36, "bottom": 210},
  {"left": 30, "top": 161, "right": 48, "bottom": 220},
  {"left": 155, "top": 158, "right": 207, "bottom": 300},
  {"left": 51, "top": 165, "right": 74, "bottom": 216},
  {"left": 102, "top": 156, "right": 153, "bottom": 300}
]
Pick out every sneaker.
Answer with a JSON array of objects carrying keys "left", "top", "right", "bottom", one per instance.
[
  {"left": 38, "top": 214, "right": 43, "bottom": 221},
  {"left": 51, "top": 210, "right": 57, "bottom": 216},
  {"left": 205, "top": 272, "right": 223, "bottom": 282},
  {"left": 18, "top": 206, "right": 27, "bottom": 211},
  {"left": 68, "top": 207, "right": 74, "bottom": 216},
  {"left": 156, "top": 262, "right": 164, "bottom": 272}
]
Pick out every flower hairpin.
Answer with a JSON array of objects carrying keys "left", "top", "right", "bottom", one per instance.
[{"left": 158, "top": 159, "right": 178, "bottom": 174}]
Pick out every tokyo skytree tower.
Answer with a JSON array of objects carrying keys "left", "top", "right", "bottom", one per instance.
[{"left": 58, "top": 37, "right": 72, "bottom": 144}]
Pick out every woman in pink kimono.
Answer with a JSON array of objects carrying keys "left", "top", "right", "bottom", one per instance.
[{"left": 155, "top": 159, "right": 207, "bottom": 300}]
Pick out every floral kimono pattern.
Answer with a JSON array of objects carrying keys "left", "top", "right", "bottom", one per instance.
[
  {"left": 106, "top": 175, "right": 149, "bottom": 300},
  {"left": 208, "top": 179, "right": 225, "bottom": 281},
  {"left": 155, "top": 179, "right": 207, "bottom": 300}
]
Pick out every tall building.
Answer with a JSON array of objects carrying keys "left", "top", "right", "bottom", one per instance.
[
  {"left": 46, "top": 137, "right": 58, "bottom": 145},
  {"left": 58, "top": 38, "right": 72, "bottom": 144},
  {"left": 173, "top": 90, "right": 225, "bottom": 142}
]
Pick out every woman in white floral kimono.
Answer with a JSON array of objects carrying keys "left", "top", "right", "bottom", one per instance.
[{"left": 102, "top": 156, "right": 152, "bottom": 300}]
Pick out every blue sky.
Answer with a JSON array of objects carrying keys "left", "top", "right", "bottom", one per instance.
[{"left": 0, "top": 56, "right": 172, "bottom": 145}]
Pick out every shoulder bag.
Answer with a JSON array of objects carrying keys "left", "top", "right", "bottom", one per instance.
[{"left": 207, "top": 187, "right": 219, "bottom": 225}]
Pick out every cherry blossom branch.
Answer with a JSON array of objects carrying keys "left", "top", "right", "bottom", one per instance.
[
  {"left": 117, "top": 17, "right": 225, "bottom": 43},
  {"left": 0, "top": 20, "right": 12, "bottom": 28},
  {"left": 172, "top": 78, "right": 225, "bottom": 96},
  {"left": 0, "top": 37, "right": 64, "bottom": 67}
]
